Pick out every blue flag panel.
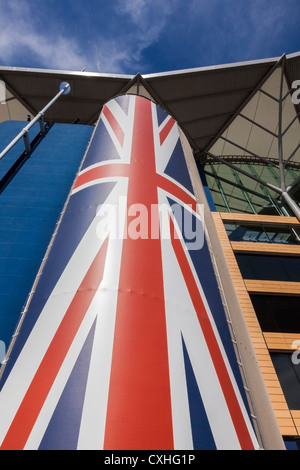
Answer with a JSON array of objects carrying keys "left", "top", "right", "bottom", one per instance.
[{"left": 0, "top": 122, "right": 93, "bottom": 349}]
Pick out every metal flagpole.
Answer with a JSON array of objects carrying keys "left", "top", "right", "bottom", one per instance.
[{"left": 0, "top": 81, "right": 71, "bottom": 161}]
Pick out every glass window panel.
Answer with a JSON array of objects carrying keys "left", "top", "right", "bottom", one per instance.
[
  {"left": 236, "top": 254, "right": 300, "bottom": 282},
  {"left": 224, "top": 223, "right": 237, "bottom": 238},
  {"left": 271, "top": 353, "right": 300, "bottom": 410},
  {"left": 250, "top": 294, "right": 300, "bottom": 333},
  {"left": 204, "top": 162, "right": 300, "bottom": 216},
  {"left": 227, "top": 224, "right": 264, "bottom": 242},
  {"left": 224, "top": 222, "right": 300, "bottom": 244},
  {"left": 284, "top": 439, "right": 300, "bottom": 450},
  {"left": 264, "top": 226, "right": 293, "bottom": 244}
]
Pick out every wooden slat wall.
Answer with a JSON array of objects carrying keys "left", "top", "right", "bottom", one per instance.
[
  {"left": 220, "top": 213, "right": 300, "bottom": 225},
  {"left": 212, "top": 212, "right": 299, "bottom": 437},
  {"left": 244, "top": 280, "right": 300, "bottom": 295},
  {"left": 291, "top": 411, "right": 300, "bottom": 435},
  {"left": 231, "top": 242, "right": 300, "bottom": 255},
  {"left": 263, "top": 333, "right": 300, "bottom": 351}
]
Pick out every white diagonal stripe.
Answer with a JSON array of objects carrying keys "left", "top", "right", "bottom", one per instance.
[{"left": 0, "top": 180, "right": 127, "bottom": 446}]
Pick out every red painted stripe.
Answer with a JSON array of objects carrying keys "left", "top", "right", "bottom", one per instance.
[
  {"left": 169, "top": 217, "right": 255, "bottom": 450},
  {"left": 159, "top": 117, "right": 176, "bottom": 145},
  {"left": 74, "top": 165, "right": 197, "bottom": 217},
  {"left": 104, "top": 97, "right": 174, "bottom": 450},
  {"left": 0, "top": 237, "right": 109, "bottom": 450},
  {"left": 156, "top": 173, "right": 197, "bottom": 211},
  {"left": 102, "top": 105, "right": 125, "bottom": 147}
]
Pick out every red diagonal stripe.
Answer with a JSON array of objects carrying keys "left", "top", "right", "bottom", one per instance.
[
  {"left": 169, "top": 216, "right": 255, "bottom": 450},
  {"left": 155, "top": 173, "right": 198, "bottom": 212},
  {"left": 103, "top": 105, "right": 125, "bottom": 147},
  {"left": 0, "top": 237, "right": 109, "bottom": 450},
  {"left": 73, "top": 163, "right": 130, "bottom": 191}
]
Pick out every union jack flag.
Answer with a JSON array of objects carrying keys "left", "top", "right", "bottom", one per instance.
[{"left": 0, "top": 95, "right": 259, "bottom": 450}]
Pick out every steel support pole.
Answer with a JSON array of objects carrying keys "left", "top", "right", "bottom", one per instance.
[
  {"left": 281, "top": 191, "right": 300, "bottom": 221},
  {"left": 205, "top": 150, "right": 282, "bottom": 194},
  {"left": 278, "top": 63, "right": 286, "bottom": 193},
  {"left": 277, "top": 61, "right": 300, "bottom": 221}
]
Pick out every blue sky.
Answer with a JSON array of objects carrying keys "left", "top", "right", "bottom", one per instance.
[{"left": 0, "top": 0, "right": 299, "bottom": 75}]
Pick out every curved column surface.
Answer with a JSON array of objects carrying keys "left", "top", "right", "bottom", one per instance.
[{"left": 0, "top": 95, "right": 259, "bottom": 450}]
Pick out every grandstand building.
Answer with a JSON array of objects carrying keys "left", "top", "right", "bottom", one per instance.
[{"left": 0, "top": 52, "right": 299, "bottom": 450}]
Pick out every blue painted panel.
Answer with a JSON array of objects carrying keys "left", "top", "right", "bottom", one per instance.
[
  {"left": 182, "top": 336, "right": 216, "bottom": 450},
  {"left": 0, "top": 122, "right": 93, "bottom": 350}
]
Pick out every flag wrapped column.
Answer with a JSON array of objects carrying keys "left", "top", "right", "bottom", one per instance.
[{"left": 0, "top": 95, "right": 259, "bottom": 450}]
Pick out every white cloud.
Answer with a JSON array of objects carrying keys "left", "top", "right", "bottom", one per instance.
[
  {"left": 0, "top": 0, "right": 178, "bottom": 73},
  {"left": 0, "top": 1, "right": 88, "bottom": 71},
  {"left": 0, "top": 0, "right": 296, "bottom": 75},
  {"left": 104, "top": 0, "right": 180, "bottom": 72}
]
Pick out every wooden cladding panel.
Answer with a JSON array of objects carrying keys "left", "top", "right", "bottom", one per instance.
[
  {"left": 219, "top": 212, "right": 300, "bottom": 226},
  {"left": 291, "top": 411, "right": 300, "bottom": 435},
  {"left": 244, "top": 280, "right": 300, "bottom": 295},
  {"left": 231, "top": 242, "right": 300, "bottom": 255},
  {"left": 263, "top": 333, "right": 300, "bottom": 351}
]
